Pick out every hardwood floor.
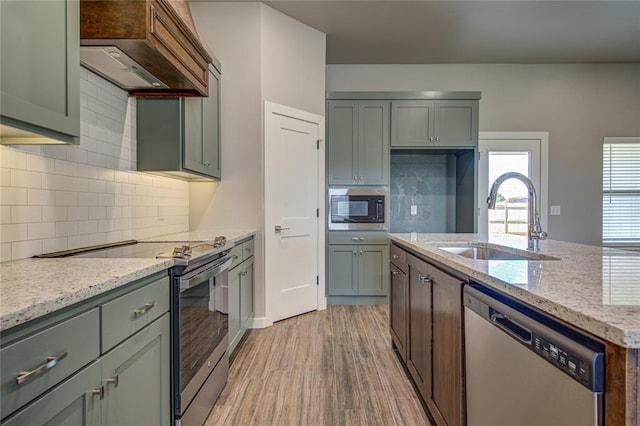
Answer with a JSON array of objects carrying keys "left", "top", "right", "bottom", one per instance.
[{"left": 205, "top": 305, "right": 431, "bottom": 426}]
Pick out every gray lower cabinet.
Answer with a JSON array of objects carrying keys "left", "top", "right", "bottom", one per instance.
[
  {"left": 391, "top": 100, "right": 478, "bottom": 147},
  {"left": 137, "top": 65, "right": 221, "bottom": 180},
  {"left": 0, "top": 0, "right": 80, "bottom": 144},
  {"left": 327, "top": 100, "right": 389, "bottom": 185},
  {"left": 0, "top": 272, "right": 171, "bottom": 426},
  {"left": 327, "top": 233, "right": 389, "bottom": 303},
  {"left": 228, "top": 238, "right": 255, "bottom": 356}
]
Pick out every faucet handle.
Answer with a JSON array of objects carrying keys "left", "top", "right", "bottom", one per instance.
[{"left": 538, "top": 231, "right": 548, "bottom": 240}]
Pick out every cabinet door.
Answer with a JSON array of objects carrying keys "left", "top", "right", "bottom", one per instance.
[
  {"left": 327, "top": 100, "right": 359, "bottom": 185},
  {"left": 390, "top": 265, "right": 408, "bottom": 363},
  {"left": 406, "top": 254, "right": 431, "bottom": 399},
  {"left": 228, "top": 266, "right": 242, "bottom": 354},
  {"left": 2, "top": 362, "right": 101, "bottom": 426},
  {"left": 357, "top": 244, "right": 389, "bottom": 296},
  {"left": 433, "top": 100, "right": 478, "bottom": 147},
  {"left": 0, "top": 0, "right": 79, "bottom": 143},
  {"left": 183, "top": 97, "right": 206, "bottom": 175},
  {"left": 391, "top": 100, "right": 434, "bottom": 147},
  {"left": 358, "top": 101, "right": 389, "bottom": 185},
  {"left": 327, "top": 245, "right": 359, "bottom": 296},
  {"left": 101, "top": 313, "right": 171, "bottom": 426},
  {"left": 426, "top": 264, "right": 464, "bottom": 426},
  {"left": 240, "top": 259, "right": 254, "bottom": 330},
  {"left": 202, "top": 68, "right": 221, "bottom": 178}
]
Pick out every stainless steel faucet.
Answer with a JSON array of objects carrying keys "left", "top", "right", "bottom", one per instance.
[{"left": 487, "top": 172, "right": 548, "bottom": 251}]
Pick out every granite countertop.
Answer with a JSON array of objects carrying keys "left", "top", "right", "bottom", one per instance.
[
  {"left": 0, "top": 230, "right": 256, "bottom": 333},
  {"left": 388, "top": 233, "right": 640, "bottom": 348}
]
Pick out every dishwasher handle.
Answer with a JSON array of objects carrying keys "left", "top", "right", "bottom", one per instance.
[{"left": 490, "top": 308, "right": 532, "bottom": 345}]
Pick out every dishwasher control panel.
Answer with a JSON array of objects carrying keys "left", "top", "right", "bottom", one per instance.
[{"left": 533, "top": 334, "right": 592, "bottom": 388}]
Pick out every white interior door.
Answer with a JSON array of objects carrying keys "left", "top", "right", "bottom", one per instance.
[
  {"left": 264, "top": 101, "right": 325, "bottom": 323},
  {"left": 478, "top": 132, "right": 549, "bottom": 235}
]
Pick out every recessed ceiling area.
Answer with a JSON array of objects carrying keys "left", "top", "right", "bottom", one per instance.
[{"left": 252, "top": 1, "right": 640, "bottom": 64}]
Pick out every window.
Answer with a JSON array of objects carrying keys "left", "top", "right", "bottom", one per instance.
[{"left": 602, "top": 137, "right": 640, "bottom": 247}]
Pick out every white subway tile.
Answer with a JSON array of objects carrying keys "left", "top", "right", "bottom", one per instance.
[
  {"left": 67, "top": 147, "right": 88, "bottom": 164},
  {"left": 1, "top": 167, "right": 10, "bottom": 186},
  {"left": 99, "top": 193, "right": 115, "bottom": 206},
  {"left": 105, "top": 182, "right": 121, "bottom": 194},
  {"left": 98, "top": 219, "right": 115, "bottom": 233},
  {"left": 27, "top": 188, "right": 56, "bottom": 206},
  {"left": 98, "top": 168, "right": 114, "bottom": 182},
  {"left": 78, "top": 220, "right": 98, "bottom": 234},
  {"left": 1, "top": 187, "right": 27, "bottom": 205},
  {"left": 1, "top": 223, "right": 27, "bottom": 242},
  {"left": 55, "top": 221, "right": 79, "bottom": 237},
  {"left": 68, "top": 177, "right": 89, "bottom": 192},
  {"left": 114, "top": 194, "right": 129, "bottom": 207},
  {"left": 54, "top": 159, "right": 79, "bottom": 177},
  {"left": 88, "top": 179, "right": 107, "bottom": 193},
  {"left": 80, "top": 66, "right": 89, "bottom": 80},
  {"left": 87, "top": 233, "right": 107, "bottom": 245},
  {"left": 115, "top": 218, "right": 132, "bottom": 231},
  {"left": 77, "top": 164, "right": 99, "bottom": 179},
  {"left": 80, "top": 77, "right": 98, "bottom": 98},
  {"left": 28, "top": 222, "right": 56, "bottom": 239},
  {"left": 11, "top": 206, "right": 42, "bottom": 223},
  {"left": 87, "top": 152, "right": 107, "bottom": 168},
  {"left": 78, "top": 192, "right": 98, "bottom": 207},
  {"left": 89, "top": 207, "right": 107, "bottom": 220},
  {"left": 104, "top": 156, "right": 120, "bottom": 170},
  {"left": 68, "top": 234, "right": 90, "bottom": 249},
  {"left": 114, "top": 171, "right": 129, "bottom": 183},
  {"left": 1, "top": 243, "right": 13, "bottom": 262},
  {"left": 68, "top": 206, "right": 89, "bottom": 221},
  {"left": 26, "top": 154, "right": 55, "bottom": 173},
  {"left": 1, "top": 205, "right": 10, "bottom": 224},
  {"left": 42, "top": 237, "right": 68, "bottom": 253},
  {"left": 10, "top": 169, "right": 42, "bottom": 188},
  {"left": 121, "top": 183, "right": 134, "bottom": 195},
  {"left": 104, "top": 231, "right": 124, "bottom": 243},
  {"left": 40, "top": 145, "right": 68, "bottom": 161},
  {"left": 55, "top": 191, "right": 79, "bottom": 206},
  {"left": 11, "top": 240, "right": 43, "bottom": 260},
  {"left": 42, "top": 206, "right": 68, "bottom": 222},
  {"left": 0, "top": 147, "right": 27, "bottom": 169},
  {"left": 41, "top": 174, "right": 68, "bottom": 190}
]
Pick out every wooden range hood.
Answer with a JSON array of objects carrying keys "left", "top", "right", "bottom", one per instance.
[{"left": 80, "top": 0, "right": 213, "bottom": 97}]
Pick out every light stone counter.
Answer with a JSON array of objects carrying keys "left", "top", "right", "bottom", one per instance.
[
  {"left": 0, "top": 230, "right": 256, "bottom": 333},
  {"left": 388, "top": 233, "right": 640, "bottom": 348}
]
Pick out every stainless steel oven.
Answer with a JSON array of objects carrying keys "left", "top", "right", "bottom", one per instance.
[
  {"left": 329, "top": 187, "right": 387, "bottom": 230},
  {"left": 171, "top": 249, "right": 233, "bottom": 426}
]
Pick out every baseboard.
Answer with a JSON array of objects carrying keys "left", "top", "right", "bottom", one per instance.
[{"left": 248, "top": 316, "right": 273, "bottom": 329}]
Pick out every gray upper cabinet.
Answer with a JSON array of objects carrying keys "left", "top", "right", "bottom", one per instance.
[
  {"left": 137, "top": 65, "right": 221, "bottom": 181},
  {"left": 391, "top": 99, "right": 478, "bottom": 147},
  {"left": 0, "top": 0, "right": 80, "bottom": 145},
  {"left": 327, "top": 100, "right": 389, "bottom": 185}
]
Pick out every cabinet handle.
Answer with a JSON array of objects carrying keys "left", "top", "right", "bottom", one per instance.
[
  {"left": 275, "top": 225, "right": 290, "bottom": 233},
  {"left": 429, "top": 136, "right": 433, "bottom": 142},
  {"left": 239, "top": 271, "right": 247, "bottom": 276},
  {"left": 16, "top": 351, "right": 68, "bottom": 385},
  {"left": 391, "top": 270, "right": 399, "bottom": 275},
  {"left": 435, "top": 136, "right": 439, "bottom": 142},
  {"left": 232, "top": 255, "right": 239, "bottom": 260},
  {"left": 92, "top": 385, "right": 105, "bottom": 400},
  {"left": 107, "top": 374, "right": 119, "bottom": 388},
  {"left": 359, "top": 250, "right": 363, "bottom": 255},
  {"left": 391, "top": 254, "right": 399, "bottom": 259},
  {"left": 353, "top": 251, "right": 357, "bottom": 255},
  {"left": 351, "top": 237, "right": 365, "bottom": 242},
  {"left": 133, "top": 301, "right": 157, "bottom": 317},
  {"left": 419, "top": 274, "right": 432, "bottom": 284}
]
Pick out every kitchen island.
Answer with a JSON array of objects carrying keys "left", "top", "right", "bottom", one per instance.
[{"left": 389, "top": 233, "right": 639, "bottom": 425}]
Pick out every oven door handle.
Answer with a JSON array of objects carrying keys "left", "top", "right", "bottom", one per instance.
[{"left": 179, "top": 257, "right": 233, "bottom": 290}]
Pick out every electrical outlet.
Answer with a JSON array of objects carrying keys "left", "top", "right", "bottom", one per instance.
[
  {"left": 550, "top": 205, "right": 561, "bottom": 216},
  {"left": 411, "top": 205, "right": 418, "bottom": 216}
]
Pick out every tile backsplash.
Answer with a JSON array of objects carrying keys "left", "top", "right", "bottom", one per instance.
[{"left": 0, "top": 68, "right": 189, "bottom": 261}]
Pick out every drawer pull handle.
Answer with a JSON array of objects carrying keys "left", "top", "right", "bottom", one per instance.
[
  {"left": 391, "top": 254, "right": 399, "bottom": 259},
  {"left": 16, "top": 351, "right": 68, "bottom": 385},
  {"left": 391, "top": 270, "right": 399, "bottom": 275},
  {"left": 351, "top": 237, "right": 365, "bottom": 241},
  {"left": 232, "top": 255, "right": 239, "bottom": 260},
  {"left": 92, "top": 385, "right": 105, "bottom": 400},
  {"left": 133, "top": 301, "right": 157, "bottom": 317},
  {"left": 107, "top": 374, "right": 119, "bottom": 388}
]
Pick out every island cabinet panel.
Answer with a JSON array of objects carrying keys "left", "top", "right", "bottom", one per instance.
[
  {"left": 390, "top": 245, "right": 408, "bottom": 363},
  {"left": 605, "top": 344, "right": 640, "bottom": 426},
  {"left": 395, "top": 245, "right": 466, "bottom": 426}
]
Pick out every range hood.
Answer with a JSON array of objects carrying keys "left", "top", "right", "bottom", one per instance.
[{"left": 80, "top": 0, "right": 212, "bottom": 97}]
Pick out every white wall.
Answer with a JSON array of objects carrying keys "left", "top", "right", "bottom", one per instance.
[
  {"left": 327, "top": 64, "right": 640, "bottom": 245},
  {"left": 189, "top": 2, "right": 326, "bottom": 323},
  {"left": 0, "top": 68, "right": 189, "bottom": 261}
]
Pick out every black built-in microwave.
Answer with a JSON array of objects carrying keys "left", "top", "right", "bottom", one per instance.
[{"left": 329, "top": 188, "right": 387, "bottom": 230}]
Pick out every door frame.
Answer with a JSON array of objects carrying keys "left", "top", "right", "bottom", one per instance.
[
  {"left": 263, "top": 100, "right": 326, "bottom": 327},
  {"left": 478, "top": 131, "right": 549, "bottom": 233}
]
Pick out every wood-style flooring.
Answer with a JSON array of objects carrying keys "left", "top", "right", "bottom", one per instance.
[{"left": 205, "top": 304, "right": 431, "bottom": 426}]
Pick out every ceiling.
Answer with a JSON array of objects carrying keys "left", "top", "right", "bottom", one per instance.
[{"left": 195, "top": 1, "right": 640, "bottom": 64}]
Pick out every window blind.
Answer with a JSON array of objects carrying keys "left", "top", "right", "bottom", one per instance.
[{"left": 602, "top": 137, "right": 640, "bottom": 247}]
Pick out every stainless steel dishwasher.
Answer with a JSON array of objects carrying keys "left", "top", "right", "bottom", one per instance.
[{"left": 464, "top": 282, "right": 605, "bottom": 426}]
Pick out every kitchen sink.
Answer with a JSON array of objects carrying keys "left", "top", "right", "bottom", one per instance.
[{"left": 435, "top": 244, "right": 560, "bottom": 261}]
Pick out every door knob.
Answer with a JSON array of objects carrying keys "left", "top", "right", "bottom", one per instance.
[{"left": 274, "top": 225, "right": 290, "bottom": 233}]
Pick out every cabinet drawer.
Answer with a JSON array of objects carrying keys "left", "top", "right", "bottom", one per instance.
[
  {"left": 101, "top": 276, "right": 170, "bottom": 352},
  {"left": 390, "top": 244, "right": 407, "bottom": 272},
  {"left": 228, "top": 244, "right": 243, "bottom": 270},
  {"left": 0, "top": 309, "right": 100, "bottom": 420},
  {"left": 242, "top": 239, "right": 255, "bottom": 260},
  {"left": 328, "top": 232, "right": 388, "bottom": 245}
]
